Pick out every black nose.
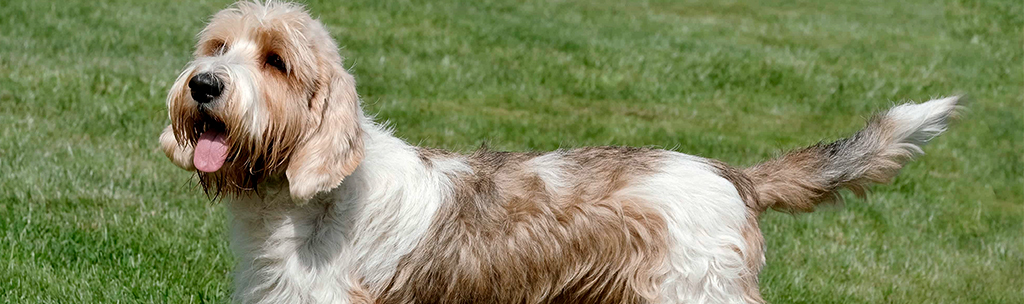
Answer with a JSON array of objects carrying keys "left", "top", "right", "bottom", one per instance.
[{"left": 188, "top": 72, "right": 223, "bottom": 104}]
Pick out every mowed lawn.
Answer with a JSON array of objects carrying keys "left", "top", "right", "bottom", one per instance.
[{"left": 1, "top": 0, "right": 1021, "bottom": 302}]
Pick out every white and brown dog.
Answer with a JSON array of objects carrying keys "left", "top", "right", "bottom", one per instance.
[{"left": 159, "top": 2, "right": 960, "bottom": 303}]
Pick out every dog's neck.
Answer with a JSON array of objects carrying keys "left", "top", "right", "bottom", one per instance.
[{"left": 226, "top": 115, "right": 464, "bottom": 301}]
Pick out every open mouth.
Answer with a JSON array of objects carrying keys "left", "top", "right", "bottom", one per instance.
[{"left": 193, "top": 117, "right": 230, "bottom": 173}]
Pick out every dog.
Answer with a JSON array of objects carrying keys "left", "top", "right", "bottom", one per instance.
[{"left": 159, "top": 2, "right": 960, "bottom": 303}]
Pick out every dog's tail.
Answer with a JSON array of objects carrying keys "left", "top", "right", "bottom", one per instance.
[{"left": 742, "top": 96, "right": 961, "bottom": 214}]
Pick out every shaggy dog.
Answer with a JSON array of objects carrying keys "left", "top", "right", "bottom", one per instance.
[{"left": 159, "top": 2, "right": 960, "bottom": 303}]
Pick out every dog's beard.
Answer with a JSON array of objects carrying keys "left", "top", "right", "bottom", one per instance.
[{"left": 196, "top": 156, "right": 266, "bottom": 199}]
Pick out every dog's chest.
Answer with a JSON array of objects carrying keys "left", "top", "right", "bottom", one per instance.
[
  {"left": 227, "top": 175, "right": 449, "bottom": 303},
  {"left": 227, "top": 192, "right": 360, "bottom": 303}
]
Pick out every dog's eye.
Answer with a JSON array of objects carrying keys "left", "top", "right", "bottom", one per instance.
[{"left": 266, "top": 54, "right": 286, "bottom": 73}]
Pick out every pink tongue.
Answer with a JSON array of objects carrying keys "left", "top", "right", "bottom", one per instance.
[{"left": 194, "top": 130, "right": 229, "bottom": 173}]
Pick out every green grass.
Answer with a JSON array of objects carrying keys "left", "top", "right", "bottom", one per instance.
[{"left": 1, "top": 0, "right": 1020, "bottom": 302}]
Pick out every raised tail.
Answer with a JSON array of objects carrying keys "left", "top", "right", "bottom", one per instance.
[{"left": 743, "top": 96, "right": 962, "bottom": 214}]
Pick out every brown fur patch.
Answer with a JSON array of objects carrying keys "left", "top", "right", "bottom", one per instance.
[
  {"left": 378, "top": 147, "right": 669, "bottom": 304},
  {"left": 348, "top": 278, "right": 376, "bottom": 304},
  {"left": 742, "top": 115, "right": 907, "bottom": 213}
]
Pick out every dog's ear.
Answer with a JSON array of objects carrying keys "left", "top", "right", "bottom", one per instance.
[
  {"left": 286, "top": 66, "right": 364, "bottom": 203},
  {"left": 160, "top": 125, "right": 196, "bottom": 171}
]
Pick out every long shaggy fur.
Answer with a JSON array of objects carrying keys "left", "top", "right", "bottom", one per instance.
[
  {"left": 743, "top": 97, "right": 961, "bottom": 214},
  {"left": 159, "top": 2, "right": 961, "bottom": 303}
]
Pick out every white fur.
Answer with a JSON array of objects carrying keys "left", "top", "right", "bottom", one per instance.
[
  {"left": 883, "top": 96, "right": 960, "bottom": 152},
  {"left": 633, "top": 153, "right": 753, "bottom": 304},
  {"left": 524, "top": 152, "right": 573, "bottom": 197},
  {"left": 227, "top": 117, "right": 472, "bottom": 304},
  {"left": 341, "top": 120, "right": 472, "bottom": 292}
]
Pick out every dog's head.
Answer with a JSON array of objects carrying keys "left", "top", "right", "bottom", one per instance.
[{"left": 160, "top": 1, "right": 363, "bottom": 202}]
